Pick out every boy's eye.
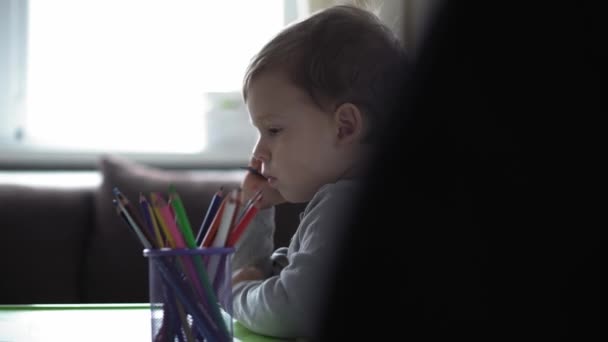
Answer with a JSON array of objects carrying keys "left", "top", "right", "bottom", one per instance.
[{"left": 267, "top": 128, "right": 282, "bottom": 136}]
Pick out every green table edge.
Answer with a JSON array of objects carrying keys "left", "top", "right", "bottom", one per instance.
[
  {"left": 0, "top": 303, "right": 288, "bottom": 341},
  {"left": 0, "top": 303, "right": 150, "bottom": 311}
]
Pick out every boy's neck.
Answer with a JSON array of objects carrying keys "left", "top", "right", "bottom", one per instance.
[
  {"left": 337, "top": 151, "right": 372, "bottom": 181},
  {"left": 339, "top": 164, "right": 363, "bottom": 181}
]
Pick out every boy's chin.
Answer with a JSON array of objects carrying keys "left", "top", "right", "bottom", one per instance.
[
  {"left": 281, "top": 189, "right": 315, "bottom": 204},
  {"left": 280, "top": 193, "right": 299, "bottom": 204}
]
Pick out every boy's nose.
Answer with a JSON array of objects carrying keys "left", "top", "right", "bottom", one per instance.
[{"left": 252, "top": 139, "right": 270, "bottom": 163}]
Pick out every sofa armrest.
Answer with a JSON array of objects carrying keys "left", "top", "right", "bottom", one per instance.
[{"left": 0, "top": 184, "right": 94, "bottom": 304}]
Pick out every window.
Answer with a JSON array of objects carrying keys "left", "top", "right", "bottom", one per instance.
[{"left": 0, "top": 0, "right": 308, "bottom": 168}]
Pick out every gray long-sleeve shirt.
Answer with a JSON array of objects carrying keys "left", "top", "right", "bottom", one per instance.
[{"left": 231, "top": 180, "right": 358, "bottom": 338}]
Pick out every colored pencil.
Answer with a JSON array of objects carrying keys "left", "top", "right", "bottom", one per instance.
[
  {"left": 226, "top": 195, "right": 262, "bottom": 247},
  {"left": 139, "top": 193, "right": 164, "bottom": 247},
  {"left": 168, "top": 185, "right": 197, "bottom": 248},
  {"left": 195, "top": 187, "right": 224, "bottom": 246},
  {"left": 200, "top": 196, "right": 228, "bottom": 248}
]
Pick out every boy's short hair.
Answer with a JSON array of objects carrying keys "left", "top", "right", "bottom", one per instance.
[{"left": 243, "top": 5, "right": 408, "bottom": 142}]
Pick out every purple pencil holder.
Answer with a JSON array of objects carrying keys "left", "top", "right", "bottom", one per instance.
[{"left": 143, "top": 247, "right": 235, "bottom": 342}]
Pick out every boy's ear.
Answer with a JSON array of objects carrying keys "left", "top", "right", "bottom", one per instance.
[{"left": 333, "top": 102, "right": 364, "bottom": 144}]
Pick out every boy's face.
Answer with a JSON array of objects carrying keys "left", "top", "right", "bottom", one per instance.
[{"left": 246, "top": 70, "right": 355, "bottom": 203}]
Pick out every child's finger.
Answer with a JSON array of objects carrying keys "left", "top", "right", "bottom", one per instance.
[
  {"left": 257, "top": 186, "right": 285, "bottom": 209},
  {"left": 241, "top": 176, "right": 266, "bottom": 201},
  {"left": 245, "top": 167, "right": 266, "bottom": 179},
  {"left": 249, "top": 157, "right": 262, "bottom": 170}
]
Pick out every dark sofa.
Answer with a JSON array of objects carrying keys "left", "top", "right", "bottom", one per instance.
[{"left": 0, "top": 155, "right": 304, "bottom": 304}]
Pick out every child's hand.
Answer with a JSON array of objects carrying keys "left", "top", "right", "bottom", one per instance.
[
  {"left": 232, "top": 266, "right": 265, "bottom": 285},
  {"left": 241, "top": 158, "right": 285, "bottom": 209}
]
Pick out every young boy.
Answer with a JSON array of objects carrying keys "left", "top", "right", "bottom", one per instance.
[{"left": 231, "top": 5, "right": 407, "bottom": 338}]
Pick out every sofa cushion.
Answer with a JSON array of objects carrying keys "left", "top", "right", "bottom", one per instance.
[
  {"left": 0, "top": 185, "right": 93, "bottom": 304},
  {"left": 84, "top": 155, "right": 245, "bottom": 303}
]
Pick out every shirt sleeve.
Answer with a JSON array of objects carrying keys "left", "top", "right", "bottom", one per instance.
[
  {"left": 232, "top": 229, "right": 329, "bottom": 338},
  {"left": 231, "top": 190, "right": 347, "bottom": 338},
  {"left": 233, "top": 183, "right": 353, "bottom": 338}
]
